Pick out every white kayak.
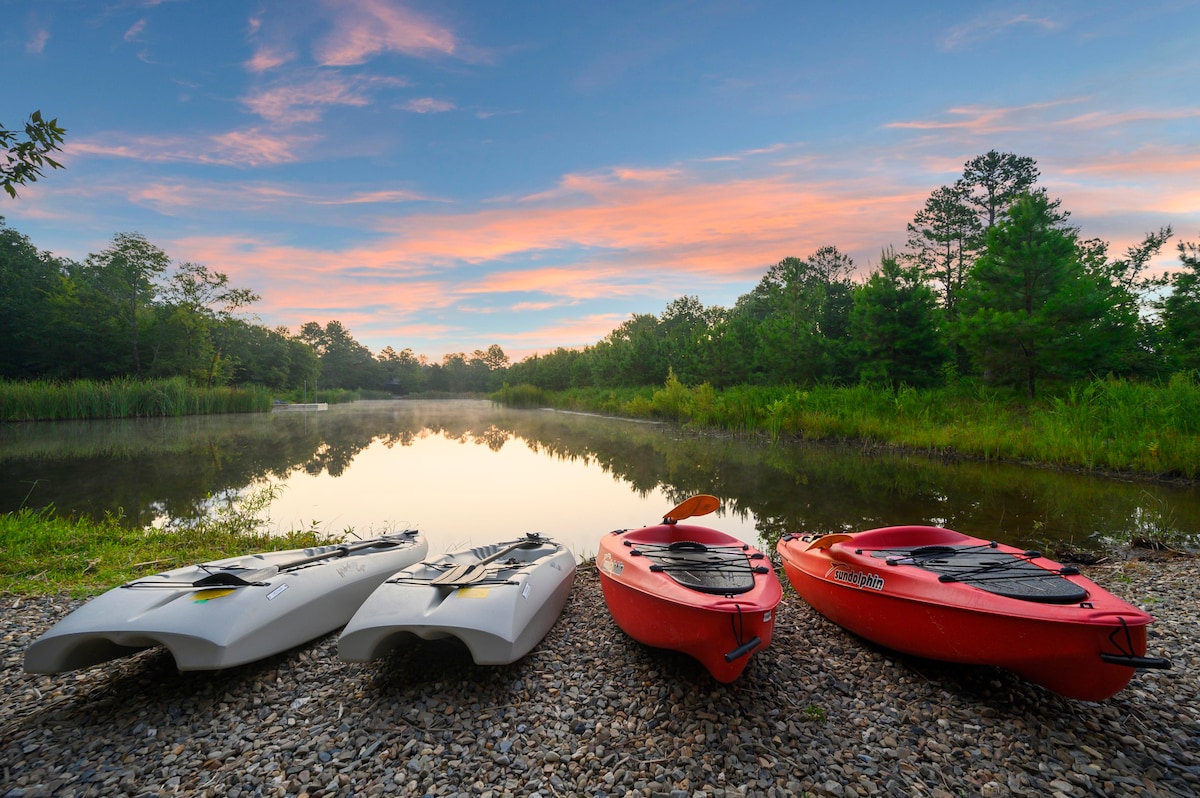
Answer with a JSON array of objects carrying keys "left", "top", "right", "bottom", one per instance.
[
  {"left": 25, "top": 530, "right": 427, "bottom": 673},
  {"left": 338, "top": 533, "right": 576, "bottom": 665}
]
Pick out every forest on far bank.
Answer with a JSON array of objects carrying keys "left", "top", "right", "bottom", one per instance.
[{"left": 3, "top": 151, "right": 1199, "bottom": 403}]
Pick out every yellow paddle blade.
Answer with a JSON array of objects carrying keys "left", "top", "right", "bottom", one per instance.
[
  {"left": 664, "top": 494, "right": 720, "bottom": 522},
  {"left": 805, "top": 533, "right": 854, "bottom": 551}
]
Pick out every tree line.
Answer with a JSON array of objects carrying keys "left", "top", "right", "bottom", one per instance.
[
  {"left": 3, "top": 150, "right": 1198, "bottom": 401},
  {"left": 508, "top": 152, "right": 1199, "bottom": 399},
  {"left": 0, "top": 220, "right": 515, "bottom": 395}
]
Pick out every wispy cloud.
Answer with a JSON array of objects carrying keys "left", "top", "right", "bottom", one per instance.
[
  {"left": 1057, "top": 146, "right": 1200, "bottom": 179},
  {"left": 465, "top": 266, "right": 643, "bottom": 300},
  {"left": 25, "top": 27, "right": 50, "bottom": 54},
  {"left": 244, "top": 46, "right": 292, "bottom": 73},
  {"left": 1052, "top": 107, "right": 1200, "bottom": 131},
  {"left": 475, "top": 108, "right": 520, "bottom": 120},
  {"left": 941, "top": 13, "right": 1061, "bottom": 51},
  {"left": 698, "top": 142, "right": 796, "bottom": 163},
  {"left": 402, "top": 97, "right": 456, "bottom": 114},
  {"left": 127, "top": 181, "right": 436, "bottom": 213},
  {"left": 886, "top": 99, "right": 1085, "bottom": 134},
  {"left": 313, "top": 0, "right": 474, "bottom": 66},
  {"left": 517, "top": 167, "right": 686, "bottom": 203},
  {"left": 67, "top": 128, "right": 317, "bottom": 167},
  {"left": 124, "top": 19, "right": 147, "bottom": 43},
  {"left": 242, "top": 73, "right": 408, "bottom": 124}
]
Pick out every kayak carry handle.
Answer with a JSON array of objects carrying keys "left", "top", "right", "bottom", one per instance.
[
  {"left": 192, "top": 569, "right": 276, "bottom": 587},
  {"left": 723, "top": 636, "right": 761, "bottom": 663},
  {"left": 1100, "top": 653, "right": 1172, "bottom": 670},
  {"left": 668, "top": 541, "right": 709, "bottom": 552}
]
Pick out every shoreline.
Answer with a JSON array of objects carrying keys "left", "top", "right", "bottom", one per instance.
[{"left": 2, "top": 558, "right": 1197, "bottom": 797}]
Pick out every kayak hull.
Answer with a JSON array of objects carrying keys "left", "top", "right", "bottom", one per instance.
[
  {"left": 777, "top": 526, "right": 1159, "bottom": 701},
  {"left": 597, "top": 523, "right": 782, "bottom": 683},
  {"left": 339, "top": 536, "right": 576, "bottom": 665},
  {"left": 24, "top": 531, "right": 427, "bottom": 673}
]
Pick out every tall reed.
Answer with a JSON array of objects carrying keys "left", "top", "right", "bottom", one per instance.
[
  {"left": 492, "top": 374, "right": 1200, "bottom": 479},
  {"left": 0, "top": 378, "right": 273, "bottom": 421}
]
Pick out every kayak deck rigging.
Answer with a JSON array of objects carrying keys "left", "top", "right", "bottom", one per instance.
[
  {"left": 868, "top": 542, "right": 1088, "bottom": 603},
  {"left": 624, "top": 539, "right": 771, "bottom": 595}
]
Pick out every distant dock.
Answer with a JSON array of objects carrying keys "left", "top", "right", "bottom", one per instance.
[{"left": 272, "top": 402, "right": 328, "bottom": 412}]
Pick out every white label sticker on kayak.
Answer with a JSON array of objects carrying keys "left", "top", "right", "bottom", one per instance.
[
  {"left": 267, "top": 583, "right": 289, "bottom": 601},
  {"left": 522, "top": 583, "right": 531, "bottom": 599},
  {"left": 763, "top": 611, "right": 772, "bottom": 622},
  {"left": 600, "top": 553, "right": 624, "bottom": 576}
]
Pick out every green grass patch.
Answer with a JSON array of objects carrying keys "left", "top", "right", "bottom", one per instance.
[
  {"left": 492, "top": 373, "right": 1200, "bottom": 479},
  {"left": 0, "top": 488, "right": 334, "bottom": 598}
]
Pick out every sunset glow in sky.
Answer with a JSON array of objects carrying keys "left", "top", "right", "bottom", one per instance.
[{"left": 6, "top": 1, "right": 1199, "bottom": 360}]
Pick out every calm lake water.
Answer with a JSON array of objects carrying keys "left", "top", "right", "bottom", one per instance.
[{"left": 2, "top": 399, "right": 1197, "bottom": 558}]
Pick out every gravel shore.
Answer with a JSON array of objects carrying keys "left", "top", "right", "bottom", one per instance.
[{"left": 3, "top": 556, "right": 1198, "bottom": 798}]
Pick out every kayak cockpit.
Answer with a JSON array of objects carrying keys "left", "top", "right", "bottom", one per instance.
[{"left": 627, "top": 540, "right": 769, "bottom": 595}]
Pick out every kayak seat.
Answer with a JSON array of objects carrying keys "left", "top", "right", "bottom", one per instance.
[
  {"left": 642, "top": 545, "right": 758, "bottom": 595},
  {"left": 874, "top": 545, "right": 1089, "bottom": 604}
]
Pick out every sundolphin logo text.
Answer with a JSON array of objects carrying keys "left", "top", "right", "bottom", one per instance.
[{"left": 826, "top": 565, "right": 885, "bottom": 591}]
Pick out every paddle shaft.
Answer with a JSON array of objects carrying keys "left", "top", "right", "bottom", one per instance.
[
  {"left": 191, "top": 533, "right": 416, "bottom": 587},
  {"left": 277, "top": 534, "right": 412, "bottom": 573},
  {"left": 430, "top": 535, "right": 545, "bottom": 586}
]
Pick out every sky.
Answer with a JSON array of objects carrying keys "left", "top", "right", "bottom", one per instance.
[{"left": 4, "top": 0, "right": 1199, "bottom": 363}]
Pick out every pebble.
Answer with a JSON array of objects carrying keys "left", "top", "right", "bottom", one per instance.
[{"left": 1, "top": 557, "right": 1197, "bottom": 796}]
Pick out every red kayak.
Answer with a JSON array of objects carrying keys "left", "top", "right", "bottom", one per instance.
[
  {"left": 598, "top": 495, "right": 782, "bottom": 683},
  {"left": 777, "top": 526, "right": 1171, "bottom": 701}
]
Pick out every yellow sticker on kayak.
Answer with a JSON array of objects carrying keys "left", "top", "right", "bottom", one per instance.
[
  {"left": 192, "top": 588, "right": 236, "bottom": 602},
  {"left": 456, "top": 588, "right": 490, "bottom": 599}
]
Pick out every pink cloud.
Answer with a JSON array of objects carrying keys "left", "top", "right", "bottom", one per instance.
[
  {"left": 375, "top": 170, "right": 917, "bottom": 280},
  {"left": 26, "top": 27, "right": 49, "bottom": 54},
  {"left": 159, "top": 167, "right": 920, "bottom": 354},
  {"left": 464, "top": 266, "right": 643, "bottom": 300},
  {"left": 142, "top": 139, "right": 1198, "bottom": 360},
  {"left": 317, "top": 189, "right": 437, "bottom": 205},
  {"left": 244, "top": 46, "right": 292, "bottom": 73},
  {"left": 1056, "top": 147, "right": 1200, "bottom": 180},
  {"left": 241, "top": 74, "right": 407, "bottom": 124},
  {"left": 510, "top": 300, "right": 571, "bottom": 313},
  {"left": 401, "top": 97, "right": 456, "bottom": 114},
  {"left": 314, "top": 0, "right": 464, "bottom": 66},
  {"left": 168, "top": 235, "right": 454, "bottom": 335},
  {"left": 497, "top": 314, "right": 631, "bottom": 349},
  {"left": 212, "top": 128, "right": 316, "bottom": 165}
]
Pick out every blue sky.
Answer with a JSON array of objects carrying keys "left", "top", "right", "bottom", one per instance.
[{"left": 4, "top": 0, "right": 1199, "bottom": 361}]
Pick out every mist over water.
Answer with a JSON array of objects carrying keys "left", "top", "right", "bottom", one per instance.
[{"left": 2, "top": 400, "right": 1196, "bottom": 557}]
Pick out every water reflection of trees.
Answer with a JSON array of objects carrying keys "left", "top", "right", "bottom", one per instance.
[
  {"left": 2, "top": 400, "right": 1197, "bottom": 550},
  {"left": 490, "top": 407, "right": 1199, "bottom": 551}
]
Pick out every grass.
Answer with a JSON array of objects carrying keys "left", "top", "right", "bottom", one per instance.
[
  {"left": 492, "top": 373, "right": 1200, "bottom": 480},
  {"left": 0, "top": 487, "right": 336, "bottom": 598},
  {"left": 0, "top": 377, "right": 273, "bottom": 421}
]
